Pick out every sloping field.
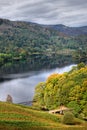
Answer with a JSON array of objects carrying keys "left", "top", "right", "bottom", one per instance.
[{"left": 0, "top": 102, "right": 86, "bottom": 130}]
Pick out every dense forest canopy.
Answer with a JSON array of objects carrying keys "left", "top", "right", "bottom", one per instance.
[
  {"left": 33, "top": 63, "right": 87, "bottom": 118},
  {"left": 0, "top": 18, "right": 87, "bottom": 73}
]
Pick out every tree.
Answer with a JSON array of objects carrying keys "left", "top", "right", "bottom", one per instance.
[
  {"left": 6, "top": 94, "right": 13, "bottom": 103},
  {"left": 77, "top": 62, "right": 85, "bottom": 70},
  {"left": 33, "top": 82, "right": 45, "bottom": 108},
  {"left": 68, "top": 101, "right": 81, "bottom": 117}
]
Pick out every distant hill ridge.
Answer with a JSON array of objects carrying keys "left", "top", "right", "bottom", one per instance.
[
  {"left": 45, "top": 24, "right": 87, "bottom": 36},
  {"left": 0, "top": 18, "right": 87, "bottom": 36}
]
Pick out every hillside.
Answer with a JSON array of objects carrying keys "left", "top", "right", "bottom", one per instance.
[
  {"left": 0, "top": 18, "right": 87, "bottom": 74},
  {"left": 0, "top": 102, "right": 86, "bottom": 130},
  {"left": 45, "top": 24, "right": 87, "bottom": 36},
  {"left": 0, "top": 102, "right": 59, "bottom": 130},
  {"left": 33, "top": 64, "right": 87, "bottom": 118}
]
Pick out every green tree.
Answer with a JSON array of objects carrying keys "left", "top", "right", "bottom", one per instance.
[
  {"left": 68, "top": 101, "right": 81, "bottom": 117},
  {"left": 33, "top": 82, "right": 45, "bottom": 108},
  {"left": 77, "top": 62, "right": 85, "bottom": 70}
]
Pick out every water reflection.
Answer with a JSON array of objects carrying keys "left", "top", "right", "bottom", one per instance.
[{"left": 0, "top": 65, "right": 75, "bottom": 103}]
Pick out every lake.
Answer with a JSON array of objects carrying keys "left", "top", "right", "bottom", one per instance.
[{"left": 0, "top": 64, "right": 75, "bottom": 103}]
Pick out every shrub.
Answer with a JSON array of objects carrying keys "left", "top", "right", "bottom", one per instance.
[{"left": 62, "top": 112, "right": 75, "bottom": 125}]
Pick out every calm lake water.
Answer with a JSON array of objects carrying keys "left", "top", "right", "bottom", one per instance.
[{"left": 0, "top": 64, "right": 75, "bottom": 103}]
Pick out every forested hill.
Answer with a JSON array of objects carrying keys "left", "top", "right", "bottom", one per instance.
[
  {"left": 1, "top": 18, "right": 87, "bottom": 36},
  {"left": 0, "top": 18, "right": 87, "bottom": 73}
]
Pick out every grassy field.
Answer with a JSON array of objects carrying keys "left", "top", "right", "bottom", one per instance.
[{"left": 0, "top": 102, "right": 86, "bottom": 130}]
